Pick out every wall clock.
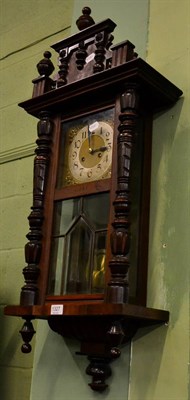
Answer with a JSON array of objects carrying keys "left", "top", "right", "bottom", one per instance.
[{"left": 5, "top": 7, "right": 182, "bottom": 391}]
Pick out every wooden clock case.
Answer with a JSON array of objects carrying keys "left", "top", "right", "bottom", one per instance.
[{"left": 5, "top": 8, "right": 182, "bottom": 392}]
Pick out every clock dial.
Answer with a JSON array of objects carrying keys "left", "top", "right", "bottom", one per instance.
[
  {"left": 58, "top": 108, "right": 114, "bottom": 187},
  {"left": 69, "top": 120, "right": 113, "bottom": 183}
]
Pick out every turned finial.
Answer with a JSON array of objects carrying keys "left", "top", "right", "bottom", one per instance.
[
  {"left": 20, "top": 319, "right": 36, "bottom": 353},
  {"left": 76, "top": 7, "right": 95, "bottom": 31},
  {"left": 36, "top": 51, "right": 55, "bottom": 77}
]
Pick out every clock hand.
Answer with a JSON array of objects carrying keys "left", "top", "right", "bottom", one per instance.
[
  {"left": 88, "top": 125, "right": 93, "bottom": 153},
  {"left": 88, "top": 122, "right": 100, "bottom": 153},
  {"left": 90, "top": 146, "right": 108, "bottom": 154}
]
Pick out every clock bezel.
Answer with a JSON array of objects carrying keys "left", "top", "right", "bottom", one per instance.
[{"left": 57, "top": 108, "right": 114, "bottom": 187}]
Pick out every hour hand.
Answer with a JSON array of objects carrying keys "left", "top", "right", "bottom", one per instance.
[{"left": 90, "top": 146, "right": 107, "bottom": 154}]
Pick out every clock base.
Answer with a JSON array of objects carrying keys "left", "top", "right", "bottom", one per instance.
[{"left": 5, "top": 302, "right": 169, "bottom": 391}]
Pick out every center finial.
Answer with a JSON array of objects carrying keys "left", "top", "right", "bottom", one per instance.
[{"left": 76, "top": 7, "right": 95, "bottom": 31}]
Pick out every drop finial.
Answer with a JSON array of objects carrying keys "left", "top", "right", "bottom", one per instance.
[{"left": 76, "top": 7, "right": 95, "bottom": 31}]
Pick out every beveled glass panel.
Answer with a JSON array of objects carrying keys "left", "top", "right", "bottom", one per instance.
[
  {"left": 64, "top": 218, "right": 92, "bottom": 294},
  {"left": 92, "top": 231, "right": 107, "bottom": 293},
  {"left": 48, "top": 237, "right": 65, "bottom": 295},
  {"left": 83, "top": 192, "right": 109, "bottom": 229},
  {"left": 48, "top": 192, "right": 110, "bottom": 296},
  {"left": 53, "top": 198, "right": 80, "bottom": 236}
]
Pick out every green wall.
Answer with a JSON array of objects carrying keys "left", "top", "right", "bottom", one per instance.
[
  {"left": 129, "top": 1, "right": 190, "bottom": 399},
  {"left": 71, "top": 0, "right": 149, "bottom": 57},
  {"left": 0, "top": 1, "right": 73, "bottom": 399},
  {"left": 0, "top": 1, "right": 189, "bottom": 400}
]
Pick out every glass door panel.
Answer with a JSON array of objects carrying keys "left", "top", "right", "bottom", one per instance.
[{"left": 48, "top": 192, "right": 110, "bottom": 295}]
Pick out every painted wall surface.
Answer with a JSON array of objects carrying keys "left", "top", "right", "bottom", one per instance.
[
  {"left": 0, "top": 1, "right": 73, "bottom": 400},
  {"left": 129, "top": 1, "right": 190, "bottom": 399},
  {"left": 71, "top": 0, "right": 149, "bottom": 58}
]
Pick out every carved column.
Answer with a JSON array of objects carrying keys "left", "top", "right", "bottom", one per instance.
[
  {"left": 106, "top": 84, "right": 139, "bottom": 303},
  {"left": 56, "top": 48, "right": 70, "bottom": 87},
  {"left": 20, "top": 111, "right": 54, "bottom": 305},
  {"left": 76, "top": 41, "right": 88, "bottom": 70},
  {"left": 93, "top": 31, "right": 114, "bottom": 73}
]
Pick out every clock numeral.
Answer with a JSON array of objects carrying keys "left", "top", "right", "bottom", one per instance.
[
  {"left": 82, "top": 131, "right": 87, "bottom": 139},
  {"left": 105, "top": 154, "right": 109, "bottom": 163},
  {"left": 73, "top": 161, "right": 78, "bottom": 169},
  {"left": 74, "top": 139, "right": 81, "bottom": 148},
  {"left": 107, "top": 142, "right": 112, "bottom": 151},
  {"left": 72, "top": 151, "right": 77, "bottom": 160},
  {"left": 106, "top": 131, "right": 110, "bottom": 137},
  {"left": 87, "top": 170, "right": 92, "bottom": 178},
  {"left": 97, "top": 163, "right": 102, "bottom": 170}
]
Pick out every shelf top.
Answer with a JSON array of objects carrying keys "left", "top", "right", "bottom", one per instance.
[{"left": 5, "top": 302, "right": 169, "bottom": 326}]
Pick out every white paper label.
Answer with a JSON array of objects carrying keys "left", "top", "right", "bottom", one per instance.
[
  {"left": 50, "top": 304, "right": 64, "bottom": 315},
  {"left": 86, "top": 52, "right": 95, "bottom": 64},
  {"left": 89, "top": 121, "right": 99, "bottom": 132}
]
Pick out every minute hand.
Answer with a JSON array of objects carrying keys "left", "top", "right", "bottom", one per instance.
[
  {"left": 91, "top": 146, "right": 107, "bottom": 154},
  {"left": 88, "top": 125, "right": 92, "bottom": 150}
]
